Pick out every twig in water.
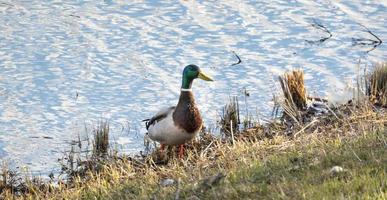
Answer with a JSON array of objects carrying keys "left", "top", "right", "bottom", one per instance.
[
  {"left": 231, "top": 51, "right": 242, "bottom": 66},
  {"left": 352, "top": 23, "right": 382, "bottom": 53},
  {"left": 305, "top": 19, "right": 332, "bottom": 44},
  {"left": 69, "top": 14, "right": 81, "bottom": 18}
]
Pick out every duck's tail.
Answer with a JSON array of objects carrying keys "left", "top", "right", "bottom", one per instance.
[{"left": 142, "top": 118, "right": 150, "bottom": 130}]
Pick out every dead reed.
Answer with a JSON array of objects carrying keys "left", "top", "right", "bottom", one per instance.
[
  {"left": 278, "top": 69, "right": 307, "bottom": 122},
  {"left": 0, "top": 165, "right": 18, "bottom": 195},
  {"left": 367, "top": 62, "right": 387, "bottom": 107},
  {"left": 92, "top": 120, "right": 110, "bottom": 157},
  {"left": 219, "top": 96, "right": 240, "bottom": 136}
]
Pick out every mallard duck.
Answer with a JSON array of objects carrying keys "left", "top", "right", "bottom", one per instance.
[{"left": 144, "top": 64, "right": 213, "bottom": 157}]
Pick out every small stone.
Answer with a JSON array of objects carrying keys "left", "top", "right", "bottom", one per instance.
[
  {"left": 330, "top": 166, "right": 345, "bottom": 174},
  {"left": 160, "top": 178, "right": 175, "bottom": 187}
]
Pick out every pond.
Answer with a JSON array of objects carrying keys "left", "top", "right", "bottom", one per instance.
[{"left": 0, "top": 0, "right": 386, "bottom": 174}]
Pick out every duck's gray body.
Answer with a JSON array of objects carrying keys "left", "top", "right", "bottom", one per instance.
[
  {"left": 144, "top": 64, "right": 212, "bottom": 146},
  {"left": 146, "top": 91, "right": 202, "bottom": 145}
]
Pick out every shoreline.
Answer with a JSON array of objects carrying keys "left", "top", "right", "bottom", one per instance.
[
  {"left": 1, "top": 100, "right": 385, "bottom": 199},
  {"left": 1, "top": 64, "right": 386, "bottom": 199}
]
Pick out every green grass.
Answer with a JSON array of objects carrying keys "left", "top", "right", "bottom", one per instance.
[
  {"left": 97, "top": 131, "right": 385, "bottom": 200},
  {"left": 195, "top": 132, "right": 386, "bottom": 200}
]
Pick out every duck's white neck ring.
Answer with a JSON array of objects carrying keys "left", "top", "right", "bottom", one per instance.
[{"left": 180, "top": 88, "right": 192, "bottom": 92}]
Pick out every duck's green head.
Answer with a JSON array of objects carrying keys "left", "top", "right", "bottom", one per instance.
[{"left": 181, "top": 64, "right": 213, "bottom": 89}]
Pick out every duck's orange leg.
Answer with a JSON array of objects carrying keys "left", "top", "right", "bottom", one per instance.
[
  {"left": 160, "top": 144, "right": 165, "bottom": 151},
  {"left": 178, "top": 144, "right": 184, "bottom": 159}
]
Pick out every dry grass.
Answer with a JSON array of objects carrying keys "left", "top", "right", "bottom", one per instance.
[
  {"left": 92, "top": 120, "right": 110, "bottom": 157},
  {"left": 1, "top": 101, "right": 385, "bottom": 199},
  {"left": 368, "top": 62, "right": 387, "bottom": 107},
  {"left": 220, "top": 96, "right": 240, "bottom": 136},
  {"left": 278, "top": 70, "right": 307, "bottom": 122}
]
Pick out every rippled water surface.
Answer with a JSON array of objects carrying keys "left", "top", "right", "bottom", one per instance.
[{"left": 0, "top": 1, "right": 386, "bottom": 173}]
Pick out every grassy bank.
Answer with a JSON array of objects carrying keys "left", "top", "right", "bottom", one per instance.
[
  {"left": 192, "top": 130, "right": 386, "bottom": 199},
  {"left": 1, "top": 103, "right": 385, "bottom": 199},
  {"left": 84, "top": 124, "right": 386, "bottom": 200}
]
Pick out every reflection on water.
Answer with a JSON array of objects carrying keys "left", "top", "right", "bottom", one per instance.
[{"left": 0, "top": 1, "right": 386, "bottom": 173}]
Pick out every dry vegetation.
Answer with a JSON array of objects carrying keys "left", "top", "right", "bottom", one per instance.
[
  {"left": 279, "top": 69, "right": 307, "bottom": 113},
  {"left": 368, "top": 62, "right": 387, "bottom": 107},
  {"left": 92, "top": 121, "right": 110, "bottom": 157},
  {"left": 219, "top": 96, "right": 240, "bottom": 136},
  {"left": 1, "top": 64, "right": 386, "bottom": 200},
  {"left": 2, "top": 102, "right": 383, "bottom": 200}
]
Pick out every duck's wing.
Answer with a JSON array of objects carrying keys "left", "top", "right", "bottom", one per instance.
[{"left": 143, "top": 106, "right": 175, "bottom": 130}]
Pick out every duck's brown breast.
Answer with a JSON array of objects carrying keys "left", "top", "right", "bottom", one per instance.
[{"left": 173, "top": 91, "right": 202, "bottom": 133}]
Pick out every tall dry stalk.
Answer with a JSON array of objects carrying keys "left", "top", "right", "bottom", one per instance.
[{"left": 367, "top": 62, "right": 387, "bottom": 107}]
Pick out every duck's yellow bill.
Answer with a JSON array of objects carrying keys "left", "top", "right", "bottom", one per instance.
[{"left": 198, "top": 71, "right": 213, "bottom": 81}]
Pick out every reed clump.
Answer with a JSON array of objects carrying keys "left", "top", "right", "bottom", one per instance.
[
  {"left": 278, "top": 70, "right": 308, "bottom": 123},
  {"left": 219, "top": 96, "right": 240, "bottom": 136},
  {"left": 92, "top": 121, "right": 110, "bottom": 157},
  {"left": 367, "top": 62, "right": 387, "bottom": 107},
  {"left": 0, "top": 166, "right": 20, "bottom": 196},
  {"left": 0, "top": 165, "right": 53, "bottom": 198},
  {"left": 279, "top": 70, "right": 307, "bottom": 110}
]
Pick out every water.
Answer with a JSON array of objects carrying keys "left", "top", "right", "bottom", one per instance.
[{"left": 0, "top": 1, "right": 386, "bottom": 174}]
